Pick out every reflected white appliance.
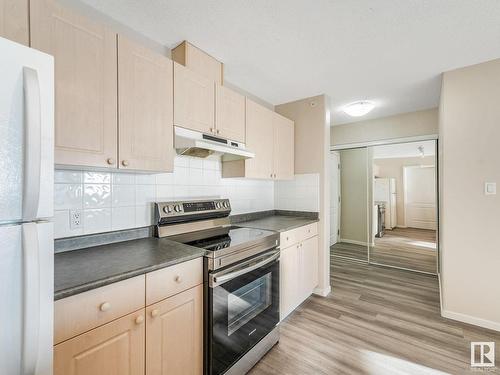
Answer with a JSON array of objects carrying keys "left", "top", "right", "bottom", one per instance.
[
  {"left": 374, "top": 178, "right": 397, "bottom": 230},
  {"left": 0, "top": 37, "right": 54, "bottom": 375}
]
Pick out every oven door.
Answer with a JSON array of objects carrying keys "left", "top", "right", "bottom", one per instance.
[{"left": 207, "top": 250, "right": 280, "bottom": 375}]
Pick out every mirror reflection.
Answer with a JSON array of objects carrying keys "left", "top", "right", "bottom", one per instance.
[
  {"left": 369, "top": 141, "right": 438, "bottom": 273},
  {"left": 330, "top": 148, "right": 369, "bottom": 262}
]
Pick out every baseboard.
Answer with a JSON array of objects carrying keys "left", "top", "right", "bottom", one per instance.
[
  {"left": 395, "top": 225, "right": 407, "bottom": 228},
  {"left": 313, "top": 285, "right": 331, "bottom": 297},
  {"left": 441, "top": 309, "right": 500, "bottom": 332},
  {"left": 437, "top": 272, "right": 443, "bottom": 313},
  {"left": 339, "top": 238, "right": 369, "bottom": 246}
]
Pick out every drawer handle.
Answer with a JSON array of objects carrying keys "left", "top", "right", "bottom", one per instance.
[
  {"left": 151, "top": 309, "right": 159, "bottom": 318},
  {"left": 286, "top": 237, "right": 289, "bottom": 241},
  {"left": 174, "top": 275, "right": 182, "bottom": 283},
  {"left": 135, "top": 315, "right": 144, "bottom": 325},
  {"left": 99, "top": 302, "right": 111, "bottom": 312},
  {"left": 308, "top": 229, "right": 311, "bottom": 233}
]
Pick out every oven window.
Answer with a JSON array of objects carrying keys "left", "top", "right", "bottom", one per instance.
[{"left": 227, "top": 272, "right": 272, "bottom": 335}]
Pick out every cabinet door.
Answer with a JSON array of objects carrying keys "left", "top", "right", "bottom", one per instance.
[
  {"left": 300, "top": 236, "right": 319, "bottom": 301},
  {"left": 0, "top": 0, "right": 29, "bottom": 45},
  {"left": 280, "top": 244, "right": 300, "bottom": 321},
  {"left": 54, "top": 309, "right": 145, "bottom": 375},
  {"left": 273, "top": 113, "right": 294, "bottom": 180},
  {"left": 118, "top": 35, "right": 174, "bottom": 172},
  {"left": 215, "top": 85, "right": 245, "bottom": 142},
  {"left": 174, "top": 62, "right": 215, "bottom": 134},
  {"left": 146, "top": 285, "right": 203, "bottom": 375},
  {"left": 30, "top": 0, "right": 118, "bottom": 168},
  {"left": 245, "top": 99, "right": 274, "bottom": 179}
]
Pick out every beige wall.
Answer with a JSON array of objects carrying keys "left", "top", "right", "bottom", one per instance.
[
  {"left": 374, "top": 156, "right": 435, "bottom": 227},
  {"left": 440, "top": 58, "right": 500, "bottom": 331},
  {"left": 331, "top": 108, "right": 438, "bottom": 146},
  {"left": 339, "top": 148, "right": 370, "bottom": 244},
  {"left": 276, "top": 95, "right": 331, "bottom": 297}
]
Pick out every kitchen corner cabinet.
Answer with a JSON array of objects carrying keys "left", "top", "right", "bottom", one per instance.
[
  {"left": 54, "top": 309, "right": 146, "bottom": 375},
  {"left": 222, "top": 99, "right": 294, "bottom": 180},
  {"left": 118, "top": 35, "right": 174, "bottom": 172},
  {"left": 30, "top": 0, "right": 118, "bottom": 168},
  {"left": 172, "top": 40, "right": 223, "bottom": 84},
  {"left": 146, "top": 284, "right": 203, "bottom": 375},
  {"left": 273, "top": 112, "right": 295, "bottom": 180},
  {"left": 215, "top": 84, "right": 246, "bottom": 142},
  {"left": 0, "top": 0, "right": 29, "bottom": 45},
  {"left": 174, "top": 62, "right": 215, "bottom": 135},
  {"left": 280, "top": 223, "right": 319, "bottom": 321}
]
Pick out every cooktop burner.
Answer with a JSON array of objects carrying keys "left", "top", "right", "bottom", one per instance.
[{"left": 184, "top": 226, "right": 276, "bottom": 252}]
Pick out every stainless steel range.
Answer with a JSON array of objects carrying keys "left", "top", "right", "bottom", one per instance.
[{"left": 155, "top": 198, "right": 280, "bottom": 375}]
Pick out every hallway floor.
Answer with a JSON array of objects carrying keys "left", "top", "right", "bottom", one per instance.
[{"left": 249, "top": 256, "right": 500, "bottom": 374}]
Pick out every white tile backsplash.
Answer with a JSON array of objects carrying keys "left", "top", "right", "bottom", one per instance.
[
  {"left": 54, "top": 155, "right": 275, "bottom": 238},
  {"left": 275, "top": 173, "right": 320, "bottom": 212}
]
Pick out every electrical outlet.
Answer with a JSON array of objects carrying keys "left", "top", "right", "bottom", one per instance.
[{"left": 70, "top": 209, "right": 82, "bottom": 229}]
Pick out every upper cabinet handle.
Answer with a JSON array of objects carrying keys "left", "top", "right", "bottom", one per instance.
[
  {"left": 121, "top": 160, "right": 129, "bottom": 167},
  {"left": 107, "top": 158, "right": 115, "bottom": 165},
  {"left": 22, "top": 67, "right": 42, "bottom": 221}
]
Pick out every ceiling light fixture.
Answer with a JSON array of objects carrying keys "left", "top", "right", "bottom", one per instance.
[{"left": 343, "top": 100, "right": 375, "bottom": 117}]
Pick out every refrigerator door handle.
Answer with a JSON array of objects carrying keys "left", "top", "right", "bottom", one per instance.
[
  {"left": 21, "top": 223, "right": 40, "bottom": 375},
  {"left": 22, "top": 67, "right": 42, "bottom": 221}
]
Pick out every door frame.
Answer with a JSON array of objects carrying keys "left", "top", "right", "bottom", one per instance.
[{"left": 329, "top": 151, "right": 340, "bottom": 246}]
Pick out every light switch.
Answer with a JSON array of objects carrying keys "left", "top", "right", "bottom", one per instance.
[{"left": 485, "top": 182, "right": 496, "bottom": 195}]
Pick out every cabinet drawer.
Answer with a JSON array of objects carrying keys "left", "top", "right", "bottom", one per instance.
[
  {"left": 280, "top": 222, "right": 318, "bottom": 248},
  {"left": 54, "top": 275, "right": 145, "bottom": 344},
  {"left": 146, "top": 258, "right": 203, "bottom": 305},
  {"left": 298, "top": 222, "right": 318, "bottom": 241}
]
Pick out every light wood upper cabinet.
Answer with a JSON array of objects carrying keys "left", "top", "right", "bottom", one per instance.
[
  {"left": 118, "top": 35, "right": 174, "bottom": 172},
  {"left": 215, "top": 85, "right": 245, "bottom": 142},
  {"left": 30, "top": 0, "right": 118, "bottom": 168},
  {"left": 222, "top": 99, "right": 294, "bottom": 180},
  {"left": 273, "top": 112, "right": 295, "bottom": 180},
  {"left": 146, "top": 285, "right": 203, "bottom": 375},
  {"left": 54, "top": 309, "right": 146, "bottom": 375},
  {"left": 0, "top": 0, "right": 29, "bottom": 45},
  {"left": 174, "top": 62, "right": 215, "bottom": 135},
  {"left": 172, "top": 41, "right": 223, "bottom": 84}
]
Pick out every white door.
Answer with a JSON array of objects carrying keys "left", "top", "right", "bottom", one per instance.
[
  {"left": 404, "top": 166, "right": 437, "bottom": 230},
  {"left": 330, "top": 152, "right": 340, "bottom": 246},
  {"left": 0, "top": 37, "right": 54, "bottom": 223},
  {"left": 0, "top": 222, "right": 54, "bottom": 375}
]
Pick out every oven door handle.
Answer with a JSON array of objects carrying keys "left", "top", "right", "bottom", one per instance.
[{"left": 209, "top": 251, "right": 280, "bottom": 288}]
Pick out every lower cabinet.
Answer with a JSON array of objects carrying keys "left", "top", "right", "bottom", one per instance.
[
  {"left": 280, "top": 226, "right": 319, "bottom": 321},
  {"left": 146, "top": 285, "right": 203, "bottom": 375},
  {"left": 54, "top": 309, "right": 146, "bottom": 375}
]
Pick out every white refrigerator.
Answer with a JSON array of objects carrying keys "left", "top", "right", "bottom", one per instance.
[
  {"left": 0, "top": 37, "right": 54, "bottom": 375},
  {"left": 374, "top": 178, "right": 397, "bottom": 230}
]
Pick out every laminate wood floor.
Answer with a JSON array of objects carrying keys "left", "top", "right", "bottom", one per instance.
[
  {"left": 249, "top": 256, "right": 500, "bottom": 374},
  {"left": 371, "top": 227, "right": 437, "bottom": 274},
  {"left": 331, "top": 242, "right": 368, "bottom": 262}
]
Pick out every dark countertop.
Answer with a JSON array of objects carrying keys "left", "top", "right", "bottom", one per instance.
[
  {"left": 235, "top": 215, "right": 319, "bottom": 233},
  {"left": 54, "top": 238, "right": 205, "bottom": 300}
]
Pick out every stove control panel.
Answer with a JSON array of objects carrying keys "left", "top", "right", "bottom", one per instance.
[{"left": 155, "top": 198, "right": 231, "bottom": 224}]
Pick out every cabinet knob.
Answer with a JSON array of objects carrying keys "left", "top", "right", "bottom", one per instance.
[
  {"left": 106, "top": 158, "right": 115, "bottom": 165},
  {"left": 216, "top": 129, "right": 220, "bottom": 134},
  {"left": 99, "top": 302, "right": 111, "bottom": 312},
  {"left": 174, "top": 275, "right": 182, "bottom": 283},
  {"left": 210, "top": 128, "right": 214, "bottom": 133},
  {"left": 270, "top": 173, "right": 273, "bottom": 178},
  {"left": 274, "top": 173, "right": 277, "bottom": 178},
  {"left": 121, "top": 160, "right": 129, "bottom": 167},
  {"left": 135, "top": 315, "right": 144, "bottom": 325},
  {"left": 286, "top": 237, "right": 289, "bottom": 241},
  {"left": 151, "top": 309, "right": 159, "bottom": 318}
]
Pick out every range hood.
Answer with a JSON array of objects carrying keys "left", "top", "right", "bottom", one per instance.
[{"left": 174, "top": 126, "right": 255, "bottom": 161}]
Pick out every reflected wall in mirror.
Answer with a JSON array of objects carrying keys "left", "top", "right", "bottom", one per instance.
[
  {"left": 369, "top": 140, "right": 438, "bottom": 273},
  {"left": 330, "top": 148, "right": 370, "bottom": 262}
]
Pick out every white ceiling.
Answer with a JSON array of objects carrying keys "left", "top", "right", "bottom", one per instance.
[
  {"left": 373, "top": 140, "right": 435, "bottom": 159},
  {"left": 77, "top": 0, "right": 500, "bottom": 125}
]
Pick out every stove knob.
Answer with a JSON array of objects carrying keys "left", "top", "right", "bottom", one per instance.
[
  {"left": 215, "top": 202, "right": 221, "bottom": 209},
  {"left": 174, "top": 204, "right": 182, "bottom": 212},
  {"left": 163, "top": 206, "right": 169, "bottom": 214},
  {"left": 223, "top": 201, "right": 230, "bottom": 208}
]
